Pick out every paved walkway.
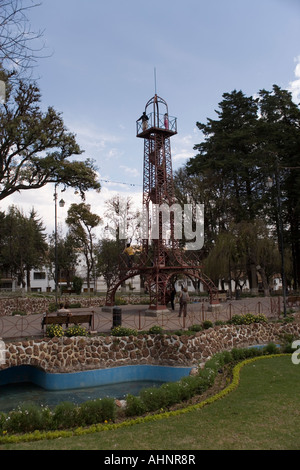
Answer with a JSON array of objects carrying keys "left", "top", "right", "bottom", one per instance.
[{"left": 0, "top": 296, "right": 285, "bottom": 340}]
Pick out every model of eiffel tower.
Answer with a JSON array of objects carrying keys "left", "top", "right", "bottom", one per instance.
[{"left": 105, "top": 94, "right": 218, "bottom": 314}]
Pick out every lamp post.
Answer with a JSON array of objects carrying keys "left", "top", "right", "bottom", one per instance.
[
  {"left": 266, "top": 172, "right": 287, "bottom": 317},
  {"left": 0, "top": 80, "right": 5, "bottom": 104},
  {"left": 54, "top": 183, "right": 65, "bottom": 307}
]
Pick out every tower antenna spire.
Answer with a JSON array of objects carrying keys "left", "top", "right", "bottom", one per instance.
[{"left": 154, "top": 67, "right": 157, "bottom": 95}]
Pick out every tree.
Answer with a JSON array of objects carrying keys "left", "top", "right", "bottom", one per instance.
[
  {"left": 184, "top": 86, "right": 300, "bottom": 291},
  {"left": 95, "top": 239, "right": 122, "bottom": 291},
  {"left": 204, "top": 220, "right": 285, "bottom": 296},
  {"left": 187, "top": 90, "right": 264, "bottom": 223},
  {"left": 104, "top": 195, "right": 141, "bottom": 243},
  {"left": 0, "top": 0, "right": 45, "bottom": 78},
  {"left": 0, "top": 70, "right": 100, "bottom": 201},
  {"left": 66, "top": 203, "right": 101, "bottom": 292},
  {"left": 257, "top": 85, "right": 300, "bottom": 289},
  {"left": 0, "top": 205, "right": 47, "bottom": 290},
  {"left": 48, "top": 231, "right": 78, "bottom": 288}
]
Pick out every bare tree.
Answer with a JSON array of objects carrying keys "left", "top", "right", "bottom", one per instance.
[{"left": 0, "top": 0, "right": 45, "bottom": 77}]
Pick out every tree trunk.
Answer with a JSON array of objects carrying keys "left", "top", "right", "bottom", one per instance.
[{"left": 248, "top": 262, "right": 258, "bottom": 295}]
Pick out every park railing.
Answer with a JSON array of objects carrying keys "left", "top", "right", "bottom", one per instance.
[{"left": 0, "top": 296, "right": 287, "bottom": 340}]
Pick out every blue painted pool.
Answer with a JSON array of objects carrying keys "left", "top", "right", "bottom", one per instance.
[{"left": 0, "top": 365, "right": 192, "bottom": 413}]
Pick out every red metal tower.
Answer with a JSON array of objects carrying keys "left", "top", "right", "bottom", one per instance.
[{"left": 105, "top": 94, "right": 218, "bottom": 312}]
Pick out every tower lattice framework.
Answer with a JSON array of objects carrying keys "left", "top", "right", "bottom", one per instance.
[{"left": 105, "top": 94, "right": 218, "bottom": 312}]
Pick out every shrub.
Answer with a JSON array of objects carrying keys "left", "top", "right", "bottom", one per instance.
[
  {"left": 4, "top": 404, "right": 45, "bottom": 434},
  {"left": 125, "top": 395, "right": 147, "bottom": 417},
  {"left": 263, "top": 342, "right": 280, "bottom": 355},
  {"left": 48, "top": 303, "right": 57, "bottom": 313},
  {"left": 280, "top": 333, "right": 298, "bottom": 353},
  {"left": 46, "top": 324, "right": 64, "bottom": 338},
  {"left": 158, "top": 382, "right": 183, "bottom": 407},
  {"left": 111, "top": 326, "right": 138, "bottom": 336},
  {"left": 72, "top": 276, "right": 83, "bottom": 295},
  {"left": 99, "top": 397, "right": 117, "bottom": 422},
  {"left": 254, "top": 314, "right": 267, "bottom": 323},
  {"left": 69, "top": 302, "right": 82, "bottom": 308},
  {"left": 140, "top": 386, "right": 167, "bottom": 411},
  {"left": 180, "top": 374, "right": 212, "bottom": 397},
  {"left": 229, "top": 314, "right": 244, "bottom": 325},
  {"left": 189, "top": 324, "right": 203, "bottom": 332},
  {"left": 65, "top": 325, "right": 87, "bottom": 337},
  {"left": 229, "top": 313, "right": 267, "bottom": 325},
  {"left": 77, "top": 398, "right": 116, "bottom": 426},
  {"left": 148, "top": 325, "right": 164, "bottom": 335},
  {"left": 202, "top": 320, "right": 213, "bottom": 330},
  {"left": 52, "top": 402, "right": 78, "bottom": 430}
]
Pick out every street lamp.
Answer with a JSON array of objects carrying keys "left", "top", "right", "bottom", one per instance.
[
  {"left": 266, "top": 173, "right": 287, "bottom": 317},
  {"left": 54, "top": 184, "right": 65, "bottom": 306}
]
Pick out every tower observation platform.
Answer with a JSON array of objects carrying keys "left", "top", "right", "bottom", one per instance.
[{"left": 136, "top": 95, "right": 177, "bottom": 139}]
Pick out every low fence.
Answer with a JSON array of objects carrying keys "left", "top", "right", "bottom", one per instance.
[{"left": 0, "top": 296, "right": 288, "bottom": 340}]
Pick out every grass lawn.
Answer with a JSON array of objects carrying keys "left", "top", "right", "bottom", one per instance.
[{"left": 1, "top": 355, "right": 300, "bottom": 450}]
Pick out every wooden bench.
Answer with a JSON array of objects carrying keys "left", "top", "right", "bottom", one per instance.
[
  {"left": 287, "top": 296, "right": 300, "bottom": 307},
  {"left": 42, "top": 312, "right": 93, "bottom": 333},
  {"left": 218, "top": 293, "right": 227, "bottom": 302}
]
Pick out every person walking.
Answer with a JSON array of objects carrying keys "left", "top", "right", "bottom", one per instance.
[{"left": 178, "top": 287, "right": 189, "bottom": 317}]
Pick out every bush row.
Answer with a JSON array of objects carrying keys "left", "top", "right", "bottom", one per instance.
[
  {"left": 124, "top": 342, "right": 280, "bottom": 417},
  {"left": 0, "top": 342, "right": 283, "bottom": 436},
  {"left": 0, "top": 397, "right": 116, "bottom": 435},
  {"left": 46, "top": 312, "right": 295, "bottom": 338},
  {"left": 46, "top": 324, "right": 88, "bottom": 338},
  {"left": 110, "top": 315, "right": 268, "bottom": 338}
]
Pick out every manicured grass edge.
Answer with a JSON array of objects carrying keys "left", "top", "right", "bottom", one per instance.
[{"left": 0, "top": 353, "right": 290, "bottom": 445}]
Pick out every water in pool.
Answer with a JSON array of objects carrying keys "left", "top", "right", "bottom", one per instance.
[{"left": 0, "top": 380, "right": 164, "bottom": 413}]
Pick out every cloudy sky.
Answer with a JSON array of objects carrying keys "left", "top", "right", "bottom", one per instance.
[{"left": 1, "top": 0, "right": 300, "bottom": 236}]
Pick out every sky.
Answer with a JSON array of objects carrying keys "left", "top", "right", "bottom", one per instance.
[{"left": 1, "top": 0, "right": 300, "bottom": 237}]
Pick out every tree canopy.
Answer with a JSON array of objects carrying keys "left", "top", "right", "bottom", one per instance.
[
  {"left": 0, "top": 69, "right": 100, "bottom": 201},
  {"left": 179, "top": 85, "right": 300, "bottom": 291}
]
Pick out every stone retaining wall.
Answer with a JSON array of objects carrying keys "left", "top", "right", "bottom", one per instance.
[
  {"left": 0, "top": 296, "right": 152, "bottom": 316},
  {"left": 1, "top": 322, "right": 300, "bottom": 374},
  {"left": 0, "top": 297, "right": 105, "bottom": 316}
]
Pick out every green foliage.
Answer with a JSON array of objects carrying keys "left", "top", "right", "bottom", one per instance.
[
  {"left": 66, "top": 203, "right": 101, "bottom": 292},
  {"left": 12, "top": 310, "right": 26, "bottom": 316},
  {"left": 48, "top": 303, "right": 57, "bottom": 313},
  {"left": 0, "top": 398, "right": 116, "bottom": 435},
  {"left": 189, "top": 324, "right": 203, "bottom": 332},
  {"left": 202, "top": 320, "right": 213, "bottom": 330},
  {"left": 124, "top": 395, "right": 147, "bottom": 417},
  {"left": 179, "top": 85, "right": 300, "bottom": 290},
  {"left": 65, "top": 325, "right": 87, "bottom": 337},
  {"left": 72, "top": 276, "right": 83, "bottom": 295},
  {"left": 229, "top": 313, "right": 267, "bottom": 325},
  {"left": 46, "top": 324, "right": 64, "bottom": 338},
  {"left": 77, "top": 398, "right": 116, "bottom": 426},
  {"left": 148, "top": 325, "right": 164, "bottom": 335},
  {"left": 51, "top": 402, "right": 78, "bottom": 430},
  {"left": 0, "top": 206, "right": 48, "bottom": 291},
  {"left": 110, "top": 326, "right": 138, "bottom": 337},
  {"left": 0, "top": 74, "right": 100, "bottom": 202},
  {"left": 2, "top": 404, "right": 52, "bottom": 434}
]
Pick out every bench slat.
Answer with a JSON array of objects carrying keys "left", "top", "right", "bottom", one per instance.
[{"left": 42, "top": 313, "right": 93, "bottom": 330}]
